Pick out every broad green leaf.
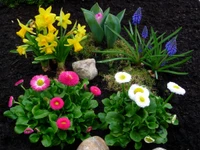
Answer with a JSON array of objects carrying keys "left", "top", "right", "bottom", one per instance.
[
  {"left": 29, "top": 133, "right": 40, "bottom": 143},
  {"left": 3, "top": 110, "right": 17, "bottom": 120},
  {"left": 57, "top": 130, "right": 67, "bottom": 141},
  {"left": 10, "top": 105, "right": 25, "bottom": 116},
  {"left": 72, "top": 106, "right": 82, "bottom": 118},
  {"left": 41, "top": 134, "right": 52, "bottom": 147},
  {"left": 105, "top": 134, "right": 118, "bottom": 146},
  {"left": 14, "top": 125, "right": 27, "bottom": 134},
  {"left": 105, "top": 111, "right": 125, "bottom": 124},
  {"left": 90, "top": 100, "right": 98, "bottom": 108},
  {"left": 16, "top": 116, "right": 29, "bottom": 125},
  {"left": 84, "top": 110, "right": 96, "bottom": 119},
  {"left": 90, "top": 3, "right": 103, "bottom": 14},
  {"left": 34, "top": 54, "right": 55, "bottom": 61},
  {"left": 33, "top": 109, "right": 49, "bottom": 119},
  {"left": 116, "top": 9, "right": 126, "bottom": 22},
  {"left": 130, "top": 130, "right": 143, "bottom": 142},
  {"left": 134, "top": 142, "right": 142, "bottom": 150}
]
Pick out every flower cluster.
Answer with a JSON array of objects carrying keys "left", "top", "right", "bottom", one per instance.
[
  {"left": 13, "top": 6, "right": 87, "bottom": 72},
  {"left": 98, "top": 71, "right": 185, "bottom": 149},
  {"left": 4, "top": 71, "right": 101, "bottom": 148},
  {"left": 96, "top": 7, "right": 192, "bottom": 79}
]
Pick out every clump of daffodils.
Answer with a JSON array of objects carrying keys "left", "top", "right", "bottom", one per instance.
[
  {"left": 4, "top": 71, "right": 101, "bottom": 148},
  {"left": 98, "top": 71, "right": 185, "bottom": 149},
  {"left": 13, "top": 6, "right": 87, "bottom": 72}
]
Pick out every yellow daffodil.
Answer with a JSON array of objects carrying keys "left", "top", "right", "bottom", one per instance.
[
  {"left": 56, "top": 9, "right": 72, "bottom": 29},
  {"left": 35, "top": 6, "right": 56, "bottom": 31},
  {"left": 66, "top": 35, "right": 83, "bottom": 52},
  {"left": 75, "top": 24, "right": 86, "bottom": 37},
  {"left": 16, "top": 19, "right": 35, "bottom": 39},
  {"left": 40, "top": 41, "right": 57, "bottom": 54},
  {"left": 16, "top": 45, "right": 28, "bottom": 55}
]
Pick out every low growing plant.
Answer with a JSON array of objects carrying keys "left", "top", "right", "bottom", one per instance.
[
  {"left": 3, "top": 71, "right": 101, "bottom": 148},
  {"left": 82, "top": 2, "right": 125, "bottom": 48},
  {"left": 97, "top": 7, "right": 192, "bottom": 79},
  {"left": 11, "top": 6, "right": 87, "bottom": 73},
  {"left": 98, "top": 71, "right": 185, "bottom": 149}
]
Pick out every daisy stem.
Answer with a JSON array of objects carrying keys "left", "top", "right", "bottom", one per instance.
[
  {"left": 165, "top": 93, "right": 174, "bottom": 104},
  {"left": 20, "top": 85, "right": 26, "bottom": 91}
]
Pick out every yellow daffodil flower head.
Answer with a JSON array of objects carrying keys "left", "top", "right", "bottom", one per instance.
[
  {"left": 75, "top": 24, "right": 86, "bottom": 37},
  {"left": 66, "top": 35, "right": 83, "bottom": 52},
  {"left": 40, "top": 41, "right": 57, "bottom": 54},
  {"left": 16, "top": 19, "right": 35, "bottom": 39},
  {"left": 35, "top": 6, "right": 56, "bottom": 30},
  {"left": 56, "top": 9, "right": 72, "bottom": 29},
  {"left": 36, "top": 34, "right": 48, "bottom": 47},
  {"left": 16, "top": 45, "right": 28, "bottom": 55}
]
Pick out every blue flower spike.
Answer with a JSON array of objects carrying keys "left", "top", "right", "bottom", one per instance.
[
  {"left": 142, "top": 26, "right": 148, "bottom": 39},
  {"left": 132, "top": 7, "right": 142, "bottom": 25},
  {"left": 165, "top": 37, "right": 177, "bottom": 56}
]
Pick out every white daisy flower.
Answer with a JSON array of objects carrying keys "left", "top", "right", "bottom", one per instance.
[
  {"left": 134, "top": 92, "right": 150, "bottom": 108},
  {"left": 128, "top": 84, "right": 150, "bottom": 101},
  {"left": 167, "top": 82, "right": 186, "bottom": 95},
  {"left": 144, "top": 135, "right": 155, "bottom": 143},
  {"left": 114, "top": 72, "right": 132, "bottom": 84}
]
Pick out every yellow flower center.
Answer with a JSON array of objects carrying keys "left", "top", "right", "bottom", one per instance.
[
  {"left": 37, "top": 79, "right": 44, "bottom": 86},
  {"left": 119, "top": 75, "right": 126, "bottom": 80},
  {"left": 139, "top": 96, "right": 145, "bottom": 103},
  {"left": 61, "top": 121, "right": 66, "bottom": 125},
  {"left": 134, "top": 87, "right": 144, "bottom": 94},
  {"left": 55, "top": 102, "right": 59, "bottom": 106},
  {"left": 173, "top": 85, "right": 180, "bottom": 89}
]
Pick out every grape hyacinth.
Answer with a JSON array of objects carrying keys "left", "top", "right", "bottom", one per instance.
[
  {"left": 132, "top": 7, "right": 142, "bottom": 25},
  {"left": 165, "top": 37, "right": 177, "bottom": 56},
  {"left": 142, "top": 26, "right": 148, "bottom": 39}
]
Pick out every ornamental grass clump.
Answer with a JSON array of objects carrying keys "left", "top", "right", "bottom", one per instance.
[
  {"left": 98, "top": 71, "right": 184, "bottom": 149},
  {"left": 97, "top": 7, "right": 192, "bottom": 79},
  {"left": 3, "top": 71, "right": 101, "bottom": 148},
  {"left": 11, "top": 6, "right": 87, "bottom": 73}
]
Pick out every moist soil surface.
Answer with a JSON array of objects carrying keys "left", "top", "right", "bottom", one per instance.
[{"left": 0, "top": 0, "right": 200, "bottom": 150}]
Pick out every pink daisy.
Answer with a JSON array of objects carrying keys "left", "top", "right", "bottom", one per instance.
[
  {"left": 14, "top": 79, "right": 24, "bottom": 86},
  {"left": 58, "top": 71, "right": 79, "bottom": 86},
  {"left": 90, "top": 86, "right": 101, "bottom": 96},
  {"left": 50, "top": 97, "right": 64, "bottom": 110},
  {"left": 8, "top": 96, "right": 14, "bottom": 107},
  {"left": 56, "top": 117, "right": 71, "bottom": 130},
  {"left": 24, "top": 127, "right": 34, "bottom": 134},
  {"left": 30, "top": 75, "right": 50, "bottom": 91}
]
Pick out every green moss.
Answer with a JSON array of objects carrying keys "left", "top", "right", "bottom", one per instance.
[{"left": 102, "top": 65, "right": 156, "bottom": 92}]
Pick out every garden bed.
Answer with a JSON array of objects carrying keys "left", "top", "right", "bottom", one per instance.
[{"left": 0, "top": 0, "right": 200, "bottom": 150}]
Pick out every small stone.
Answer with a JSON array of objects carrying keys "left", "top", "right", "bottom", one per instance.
[
  {"left": 152, "top": 147, "right": 166, "bottom": 150},
  {"left": 77, "top": 136, "right": 109, "bottom": 150},
  {"left": 72, "top": 58, "right": 98, "bottom": 80}
]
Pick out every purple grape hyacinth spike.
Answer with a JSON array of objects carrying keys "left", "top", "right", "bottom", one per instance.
[
  {"left": 132, "top": 7, "right": 142, "bottom": 25},
  {"left": 142, "top": 26, "right": 148, "bottom": 39},
  {"left": 165, "top": 37, "right": 177, "bottom": 56}
]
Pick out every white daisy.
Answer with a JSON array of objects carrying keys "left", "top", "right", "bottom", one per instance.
[
  {"left": 128, "top": 84, "right": 150, "bottom": 101},
  {"left": 134, "top": 92, "right": 150, "bottom": 108},
  {"left": 167, "top": 82, "right": 186, "bottom": 95},
  {"left": 114, "top": 72, "right": 132, "bottom": 84},
  {"left": 144, "top": 135, "right": 155, "bottom": 143}
]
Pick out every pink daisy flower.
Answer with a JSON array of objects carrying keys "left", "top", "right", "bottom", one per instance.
[
  {"left": 90, "top": 86, "right": 101, "bottom": 96},
  {"left": 30, "top": 75, "right": 50, "bottom": 91},
  {"left": 86, "top": 126, "right": 92, "bottom": 133},
  {"left": 24, "top": 127, "right": 34, "bottom": 134},
  {"left": 58, "top": 71, "right": 79, "bottom": 86},
  {"left": 56, "top": 117, "right": 71, "bottom": 130},
  {"left": 50, "top": 97, "right": 64, "bottom": 110},
  {"left": 8, "top": 96, "right": 14, "bottom": 107},
  {"left": 14, "top": 79, "right": 24, "bottom": 86}
]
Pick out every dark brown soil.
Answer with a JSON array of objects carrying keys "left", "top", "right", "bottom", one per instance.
[{"left": 0, "top": 0, "right": 200, "bottom": 150}]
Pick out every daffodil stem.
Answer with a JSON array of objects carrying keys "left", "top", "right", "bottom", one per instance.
[{"left": 165, "top": 93, "right": 174, "bottom": 104}]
